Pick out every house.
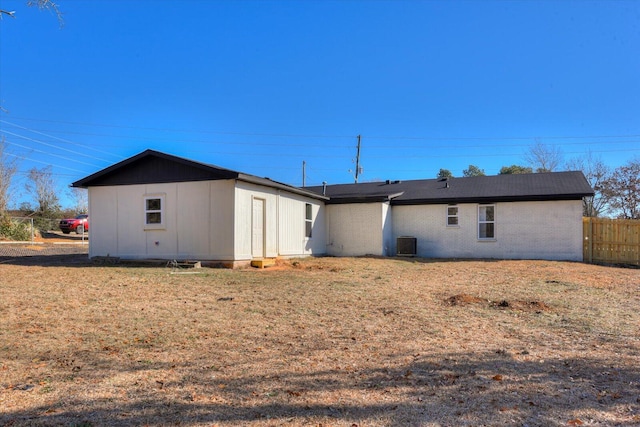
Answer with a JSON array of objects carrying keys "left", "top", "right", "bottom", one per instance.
[
  {"left": 306, "top": 173, "right": 593, "bottom": 261},
  {"left": 72, "top": 149, "right": 594, "bottom": 265},
  {"left": 72, "top": 150, "right": 328, "bottom": 267}
]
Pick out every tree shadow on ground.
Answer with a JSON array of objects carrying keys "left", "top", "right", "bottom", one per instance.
[{"left": 2, "top": 350, "right": 639, "bottom": 426}]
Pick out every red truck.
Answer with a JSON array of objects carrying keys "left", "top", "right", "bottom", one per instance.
[{"left": 59, "top": 214, "right": 89, "bottom": 234}]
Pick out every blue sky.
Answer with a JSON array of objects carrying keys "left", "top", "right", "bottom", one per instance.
[{"left": 1, "top": 0, "right": 639, "bottom": 209}]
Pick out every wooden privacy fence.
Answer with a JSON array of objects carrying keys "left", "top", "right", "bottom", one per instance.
[{"left": 583, "top": 217, "right": 640, "bottom": 266}]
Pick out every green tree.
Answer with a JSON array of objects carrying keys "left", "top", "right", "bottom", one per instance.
[
  {"left": 462, "top": 164, "right": 485, "bottom": 177},
  {"left": 436, "top": 168, "right": 453, "bottom": 179},
  {"left": 499, "top": 165, "right": 533, "bottom": 175}
]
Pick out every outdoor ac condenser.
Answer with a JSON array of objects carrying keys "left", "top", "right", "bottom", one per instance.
[{"left": 396, "top": 236, "right": 417, "bottom": 256}]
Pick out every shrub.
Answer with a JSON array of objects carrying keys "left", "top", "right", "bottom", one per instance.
[{"left": 0, "top": 215, "right": 33, "bottom": 241}]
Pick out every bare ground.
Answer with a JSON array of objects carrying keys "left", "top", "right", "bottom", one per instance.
[{"left": 0, "top": 253, "right": 639, "bottom": 426}]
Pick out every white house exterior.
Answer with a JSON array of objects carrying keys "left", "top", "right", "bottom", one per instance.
[
  {"left": 308, "top": 172, "right": 593, "bottom": 262},
  {"left": 74, "top": 150, "right": 327, "bottom": 267},
  {"left": 74, "top": 150, "right": 593, "bottom": 265}
]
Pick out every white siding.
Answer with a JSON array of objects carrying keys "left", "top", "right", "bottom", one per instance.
[
  {"left": 87, "top": 186, "right": 118, "bottom": 259},
  {"left": 326, "top": 202, "right": 388, "bottom": 256},
  {"left": 234, "top": 181, "right": 327, "bottom": 259},
  {"left": 382, "top": 202, "right": 393, "bottom": 256},
  {"left": 88, "top": 180, "right": 236, "bottom": 261},
  {"left": 392, "top": 200, "right": 584, "bottom": 261},
  {"left": 278, "top": 193, "right": 326, "bottom": 256}
]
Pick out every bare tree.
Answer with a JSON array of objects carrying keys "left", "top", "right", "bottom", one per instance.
[
  {"left": 0, "top": 138, "right": 19, "bottom": 214},
  {"left": 68, "top": 187, "right": 88, "bottom": 213},
  {"left": 600, "top": 158, "right": 640, "bottom": 219},
  {"left": 565, "top": 152, "right": 611, "bottom": 217},
  {"left": 1, "top": 1, "right": 63, "bottom": 26},
  {"left": 525, "top": 141, "right": 563, "bottom": 172},
  {"left": 26, "top": 166, "right": 61, "bottom": 216}
]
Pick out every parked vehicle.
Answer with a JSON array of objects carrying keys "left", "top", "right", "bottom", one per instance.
[{"left": 59, "top": 214, "right": 89, "bottom": 234}]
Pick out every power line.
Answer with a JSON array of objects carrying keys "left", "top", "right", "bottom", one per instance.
[
  {"left": 0, "top": 129, "right": 112, "bottom": 165},
  {"left": 4, "top": 151, "right": 86, "bottom": 173},
  {"left": 0, "top": 119, "right": 124, "bottom": 160},
  {"left": 6, "top": 114, "right": 640, "bottom": 142}
]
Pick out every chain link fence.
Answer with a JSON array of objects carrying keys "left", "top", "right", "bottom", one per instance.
[{"left": 2, "top": 217, "right": 71, "bottom": 242}]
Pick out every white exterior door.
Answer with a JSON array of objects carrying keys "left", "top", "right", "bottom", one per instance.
[{"left": 252, "top": 198, "right": 265, "bottom": 258}]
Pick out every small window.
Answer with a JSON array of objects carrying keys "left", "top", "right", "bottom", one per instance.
[
  {"left": 478, "top": 204, "right": 495, "bottom": 239},
  {"left": 144, "top": 194, "right": 165, "bottom": 229},
  {"left": 447, "top": 205, "right": 458, "bottom": 226},
  {"left": 305, "top": 203, "right": 313, "bottom": 238}
]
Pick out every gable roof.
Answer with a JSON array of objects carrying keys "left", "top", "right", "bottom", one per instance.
[
  {"left": 72, "top": 149, "right": 328, "bottom": 201},
  {"left": 305, "top": 172, "right": 594, "bottom": 205}
]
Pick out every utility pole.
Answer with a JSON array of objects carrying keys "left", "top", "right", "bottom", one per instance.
[
  {"left": 355, "top": 134, "right": 361, "bottom": 183},
  {"left": 302, "top": 160, "right": 306, "bottom": 187}
]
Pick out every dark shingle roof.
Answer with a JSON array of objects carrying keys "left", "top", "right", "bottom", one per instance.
[
  {"left": 305, "top": 172, "right": 593, "bottom": 205},
  {"left": 72, "top": 150, "right": 328, "bottom": 201}
]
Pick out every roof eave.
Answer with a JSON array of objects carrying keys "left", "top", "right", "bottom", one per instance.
[
  {"left": 72, "top": 149, "right": 241, "bottom": 188},
  {"left": 391, "top": 193, "right": 593, "bottom": 205},
  {"left": 237, "top": 174, "right": 329, "bottom": 201}
]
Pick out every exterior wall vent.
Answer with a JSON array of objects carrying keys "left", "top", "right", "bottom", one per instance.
[{"left": 397, "top": 236, "right": 417, "bottom": 256}]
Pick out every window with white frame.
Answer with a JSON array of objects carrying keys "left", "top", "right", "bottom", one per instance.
[
  {"left": 144, "top": 194, "right": 165, "bottom": 229},
  {"left": 447, "top": 205, "right": 459, "bottom": 226},
  {"left": 478, "top": 204, "right": 495, "bottom": 239},
  {"left": 305, "top": 203, "right": 313, "bottom": 238}
]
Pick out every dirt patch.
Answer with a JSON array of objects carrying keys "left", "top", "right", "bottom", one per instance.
[
  {"left": 446, "top": 294, "right": 553, "bottom": 313},
  {"left": 492, "top": 299, "right": 553, "bottom": 312},
  {"left": 1, "top": 257, "right": 639, "bottom": 426},
  {"left": 445, "top": 293, "right": 488, "bottom": 306}
]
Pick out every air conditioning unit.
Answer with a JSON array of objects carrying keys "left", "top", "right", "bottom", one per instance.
[{"left": 397, "top": 236, "right": 417, "bottom": 256}]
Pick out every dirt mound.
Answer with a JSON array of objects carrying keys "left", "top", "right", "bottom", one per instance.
[
  {"left": 445, "top": 294, "right": 552, "bottom": 313},
  {"left": 492, "top": 299, "right": 552, "bottom": 312},
  {"left": 445, "top": 294, "right": 487, "bottom": 306}
]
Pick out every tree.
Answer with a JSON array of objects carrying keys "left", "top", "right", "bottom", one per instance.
[
  {"left": 0, "top": 1, "right": 63, "bottom": 26},
  {"left": 0, "top": 138, "right": 19, "bottom": 214},
  {"left": 600, "top": 159, "right": 640, "bottom": 219},
  {"left": 26, "top": 166, "right": 61, "bottom": 216},
  {"left": 462, "top": 164, "right": 485, "bottom": 177},
  {"left": 436, "top": 168, "right": 453, "bottom": 179},
  {"left": 68, "top": 187, "right": 88, "bottom": 213},
  {"left": 499, "top": 165, "right": 533, "bottom": 175},
  {"left": 525, "top": 141, "right": 563, "bottom": 172},
  {"left": 565, "top": 152, "right": 611, "bottom": 217}
]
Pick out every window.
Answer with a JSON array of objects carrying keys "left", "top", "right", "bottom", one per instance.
[
  {"left": 478, "top": 205, "right": 495, "bottom": 239},
  {"left": 305, "top": 203, "right": 313, "bottom": 238},
  {"left": 144, "top": 194, "right": 165, "bottom": 229},
  {"left": 447, "top": 205, "right": 458, "bottom": 226}
]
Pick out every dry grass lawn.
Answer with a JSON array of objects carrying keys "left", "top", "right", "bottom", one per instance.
[{"left": 1, "top": 256, "right": 639, "bottom": 426}]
